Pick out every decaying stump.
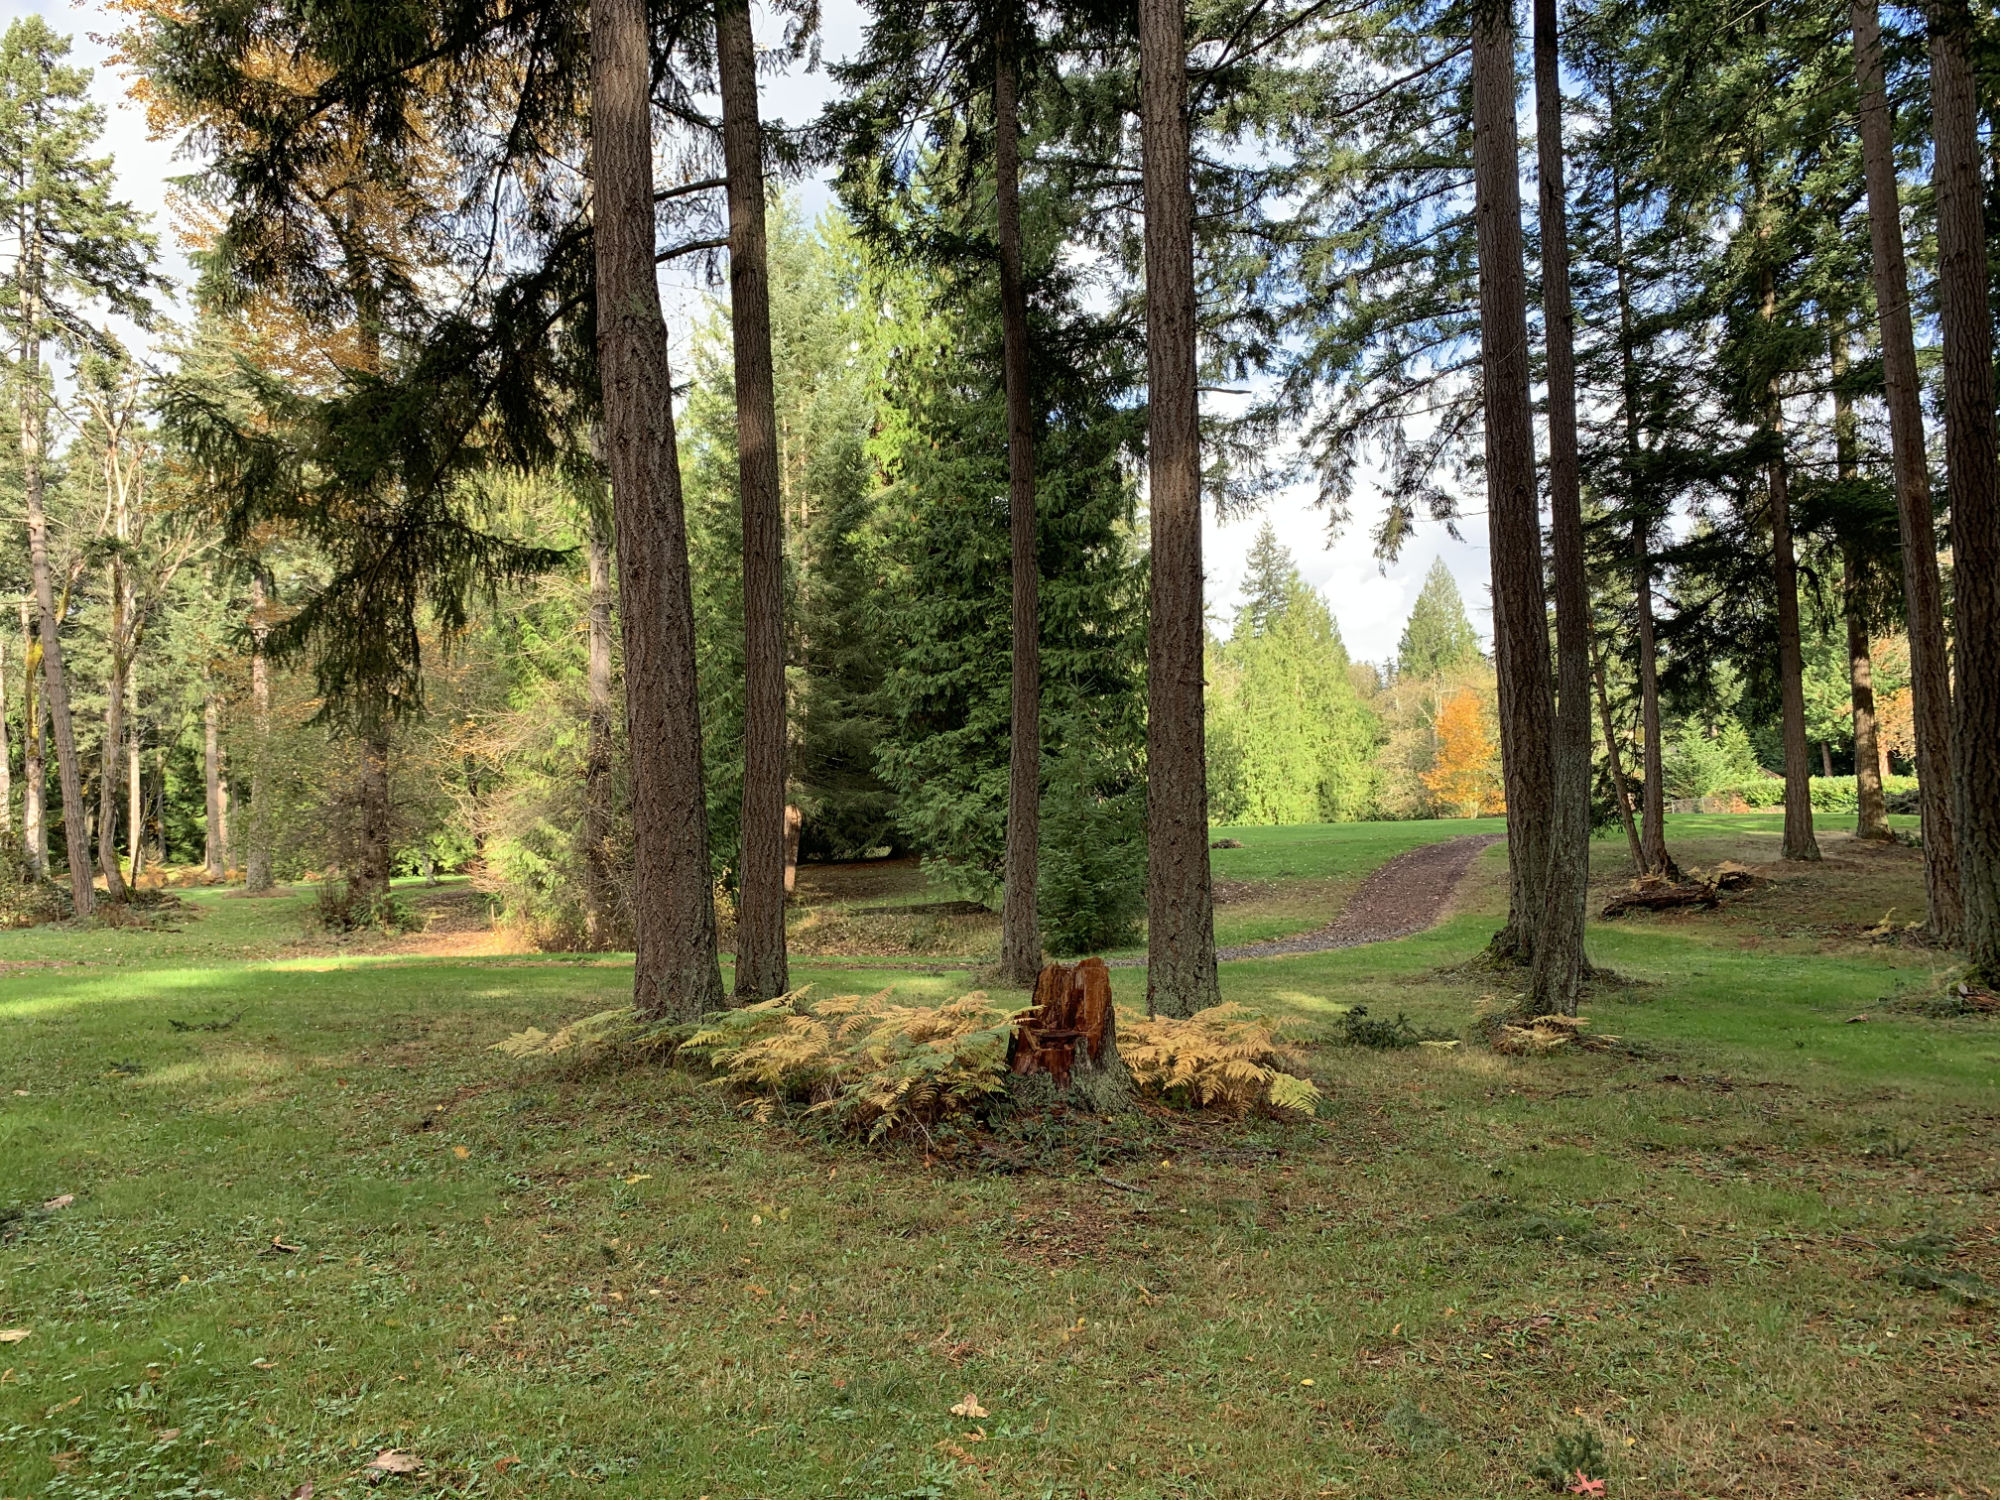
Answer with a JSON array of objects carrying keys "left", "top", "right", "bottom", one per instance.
[{"left": 1007, "top": 957, "right": 1132, "bottom": 1110}]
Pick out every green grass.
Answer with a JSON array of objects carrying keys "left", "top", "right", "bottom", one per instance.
[{"left": 2, "top": 816, "right": 1995, "bottom": 1498}]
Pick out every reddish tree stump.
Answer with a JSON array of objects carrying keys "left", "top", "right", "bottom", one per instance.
[{"left": 1009, "top": 958, "right": 1118, "bottom": 1089}]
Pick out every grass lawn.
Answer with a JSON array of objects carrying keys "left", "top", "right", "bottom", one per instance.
[{"left": 2, "top": 815, "right": 1995, "bottom": 1498}]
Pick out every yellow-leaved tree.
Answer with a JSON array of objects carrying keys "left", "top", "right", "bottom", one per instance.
[{"left": 1421, "top": 689, "right": 1501, "bottom": 817}]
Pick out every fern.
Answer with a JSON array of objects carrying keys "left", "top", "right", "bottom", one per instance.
[{"left": 1122, "top": 1004, "right": 1323, "bottom": 1117}]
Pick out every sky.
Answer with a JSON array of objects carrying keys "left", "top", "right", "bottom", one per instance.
[{"left": 20, "top": 0, "right": 1496, "bottom": 668}]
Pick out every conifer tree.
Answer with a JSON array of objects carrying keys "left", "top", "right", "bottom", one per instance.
[{"left": 1396, "top": 558, "right": 1482, "bottom": 683}]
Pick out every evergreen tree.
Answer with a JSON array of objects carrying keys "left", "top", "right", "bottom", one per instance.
[
  {"left": 1395, "top": 558, "right": 1482, "bottom": 683},
  {"left": 1235, "top": 521, "right": 1296, "bottom": 639}
]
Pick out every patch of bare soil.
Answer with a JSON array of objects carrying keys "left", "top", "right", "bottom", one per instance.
[
  {"left": 791, "top": 855, "right": 928, "bottom": 905},
  {"left": 287, "top": 886, "right": 517, "bottom": 959}
]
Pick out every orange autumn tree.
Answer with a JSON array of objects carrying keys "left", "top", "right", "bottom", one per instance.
[{"left": 1422, "top": 689, "right": 1501, "bottom": 817}]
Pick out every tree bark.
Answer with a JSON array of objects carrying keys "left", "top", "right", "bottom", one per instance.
[
  {"left": 1928, "top": 0, "right": 2000, "bottom": 978},
  {"left": 996, "top": 43, "right": 1043, "bottom": 988},
  {"left": 353, "top": 722, "right": 391, "bottom": 900},
  {"left": 1525, "top": 0, "right": 1588, "bottom": 1014},
  {"left": 204, "top": 690, "right": 228, "bottom": 881},
  {"left": 1471, "top": 0, "right": 1554, "bottom": 964},
  {"left": 0, "top": 633, "right": 11, "bottom": 847},
  {"left": 582, "top": 501, "right": 617, "bottom": 946},
  {"left": 126, "top": 704, "right": 143, "bottom": 885},
  {"left": 1759, "top": 260, "right": 1820, "bottom": 863},
  {"left": 96, "top": 489, "right": 132, "bottom": 902},
  {"left": 1137, "top": 0, "right": 1220, "bottom": 1018},
  {"left": 592, "top": 0, "right": 726, "bottom": 1021},
  {"left": 245, "top": 570, "right": 275, "bottom": 891},
  {"left": 19, "top": 280, "right": 93, "bottom": 916},
  {"left": 1853, "top": 0, "right": 1958, "bottom": 933},
  {"left": 1592, "top": 635, "right": 1644, "bottom": 871},
  {"left": 717, "top": 0, "right": 789, "bottom": 1002},
  {"left": 1832, "top": 326, "right": 1892, "bottom": 842},
  {"left": 20, "top": 603, "right": 44, "bottom": 882}
]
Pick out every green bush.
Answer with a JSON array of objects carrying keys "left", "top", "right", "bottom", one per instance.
[{"left": 1707, "top": 775, "right": 1919, "bottom": 814}]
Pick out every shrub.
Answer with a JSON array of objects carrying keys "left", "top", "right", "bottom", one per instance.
[
  {"left": 0, "top": 864, "right": 69, "bottom": 928},
  {"left": 1706, "top": 774, "right": 1920, "bottom": 814},
  {"left": 681, "top": 990, "right": 1020, "bottom": 1140},
  {"left": 1037, "top": 737, "right": 1146, "bottom": 955},
  {"left": 1121, "top": 1003, "right": 1323, "bottom": 1116},
  {"left": 315, "top": 880, "right": 419, "bottom": 935}
]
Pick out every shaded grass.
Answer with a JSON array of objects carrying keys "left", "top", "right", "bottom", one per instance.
[{"left": 1, "top": 816, "right": 1995, "bottom": 1498}]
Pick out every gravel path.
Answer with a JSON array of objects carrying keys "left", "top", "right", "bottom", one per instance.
[{"left": 1109, "top": 832, "right": 1502, "bottom": 968}]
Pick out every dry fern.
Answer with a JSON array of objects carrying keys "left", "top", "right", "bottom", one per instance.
[
  {"left": 490, "top": 1007, "right": 677, "bottom": 1064},
  {"left": 681, "top": 989, "right": 1021, "bottom": 1140},
  {"left": 1121, "top": 1003, "right": 1323, "bottom": 1117},
  {"left": 1488, "top": 1013, "right": 1620, "bottom": 1056}
]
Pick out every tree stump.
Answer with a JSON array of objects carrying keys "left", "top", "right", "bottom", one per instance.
[{"left": 1007, "top": 958, "right": 1131, "bottom": 1111}]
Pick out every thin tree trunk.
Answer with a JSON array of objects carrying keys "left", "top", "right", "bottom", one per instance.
[
  {"left": 21, "top": 603, "right": 43, "bottom": 881},
  {"left": 1929, "top": 0, "right": 2000, "bottom": 978},
  {"left": 0, "top": 633, "right": 11, "bottom": 847},
  {"left": 1833, "top": 325, "right": 1892, "bottom": 842},
  {"left": 1592, "top": 636, "right": 1644, "bottom": 871},
  {"left": 126, "top": 701, "right": 142, "bottom": 885},
  {"left": 1137, "top": 0, "right": 1220, "bottom": 1019},
  {"left": 97, "top": 532, "right": 130, "bottom": 901},
  {"left": 1759, "top": 260, "right": 1820, "bottom": 863},
  {"left": 717, "top": 0, "right": 789, "bottom": 1002},
  {"left": 1526, "top": 0, "right": 1588, "bottom": 1014},
  {"left": 996, "top": 43, "right": 1042, "bottom": 988},
  {"left": 582, "top": 501, "right": 617, "bottom": 946},
  {"left": 245, "top": 570, "right": 274, "bottom": 891},
  {"left": 1471, "top": 0, "right": 1554, "bottom": 964},
  {"left": 1853, "top": 0, "right": 1959, "bottom": 935},
  {"left": 19, "top": 286, "right": 93, "bottom": 916},
  {"left": 592, "top": 0, "right": 725, "bottom": 1022},
  {"left": 204, "top": 690, "right": 227, "bottom": 880}
]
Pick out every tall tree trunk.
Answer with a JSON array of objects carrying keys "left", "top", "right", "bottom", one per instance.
[
  {"left": 354, "top": 723, "right": 391, "bottom": 901},
  {"left": 19, "top": 292, "right": 93, "bottom": 916},
  {"left": 20, "top": 603, "right": 44, "bottom": 882},
  {"left": 1853, "top": 0, "right": 1959, "bottom": 934},
  {"left": 1929, "top": 0, "right": 2000, "bottom": 978},
  {"left": 245, "top": 570, "right": 275, "bottom": 892},
  {"left": 1137, "top": 0, "right": 1220, "bottom": 1019},
  {"left": 592, "top": 0, "right": 725, "bottom": 1021},
  {"left": 1759, "top": 262, "right": 1820, "bottom": 862},
  {"left": 582, "top": 502, "right": 617, "bottom": 946},
  {"left": 1832, "top": 327, "right": 1892, "bottom": 842},
  {"left": 1592, "top": 636, "right": 1645, "bottom": 871},
  {"left": 126, "top": 702, "right": 143, "bottom": 885},
  {"left": 1526, "top": 0, "right": 1588, "bottom": 1014},
  {"left": 204, "top": 690, "right": 227, "bottom": 881},
  {"left": 97, "top": 537, "right": 131, "bottom": 901},
  {"left": 0, "top": 634, "right": 11, "bottom": 847},
  {"left": 996, "top": 43, "right": 1043, "bottom": 988},
  {"left": 1471, "top": 0, "right": 1554, "bottom": 963},
  {"left": 717, "top": 0, "right": 789, "bottom": 1002}
]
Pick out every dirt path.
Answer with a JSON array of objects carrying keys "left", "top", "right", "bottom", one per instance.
[{"left": 1106, "top": 832, "right": 1502, "bottom": 968}]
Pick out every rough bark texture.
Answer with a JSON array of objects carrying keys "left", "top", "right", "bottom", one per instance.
[
  {"left": 97, "top": 520, "right": 132, "bottom": 901},
  {"left": 717, "top": 0, "right": 789, "bottom": 1003},
  {"left": 1471, "top": 0, "right": 1554, "bottom": 963},
  {"left": 582, "top": 508, "right": 618, "bottom": 945},
  {"left": 0, "top": 635, "right": 11, "bottom": 845},
  {"left": 126, "top": 710, "right": 142, "bottom": 885},
  {"left": 996, "top": 44, "right": 1043, "bottom": 990},
  {"left": 1760, "top": 263, "right": 1820, "bottom": 863},
  {"left": 245, "top": 571, "right": 275, "bottom": 892},
  {"left": 20, "top": 310, "right": 93, "bottom": 916},
  {"left": 204, "top": 692, "right": 228, "bottom": 880},
  {"left": 1929, "top": 0, "right": 2000, "bottom": 978},
  {"left": 592, "top": 0, "right": 726, "bottom": 1022},
  {"left": 1009, "top": 958, "right": 1132, "bottom": 1111},
  {"left": 1526, "top": 0, "right": 1588, "bottom": 1014},
  {"left": 1832, "top": 330, "right": 1891, "bottom": 842},
  {"left": 1592, "top": 637, "right": 1645, "bottom": 871},
  {"left": 1853, "top": 0, "right": 1959, "bottom": 935},
  {"left": 1137, "top": 0, "right": 1220, "bottom": 1019},
  {"left": 20, "top": 604, "right": 44, "bottom": 881}
]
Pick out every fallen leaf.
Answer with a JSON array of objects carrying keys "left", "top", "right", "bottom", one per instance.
[
  {"left": 624, "top": 1173, "right": 651, "bottom": 1185},
  {"left": 41, "top": 1194, "right": 74, "bottom": 1211},
  {"left": 1845, "top": 1014, "right": 1870, "bottom": 1024},
  {"left": 1567, "top": 1473, "right": 1607, "bottom": 1497},
  {"left": 11, "top": 1089, "right": 27, "bottom": 1096},
  {"left": 748, "top": 1283, "right": 770, "bottom": 1297},
  {"left": 289, "top": 1484, "right": 314, "bottom": 1500},
  {"left": 252, "top": 1358, "right": 277, "bottom": 1370},
  {"left": 950, "top": 1394, "right": 988, "bottom": 1419},
  {"left": 1299, "top": 1378, "right": 1315, "bottom": 1387},
  {"left": 0, "top": 1331, "right": 30, "bottom": 1344},
  {"left": 155, "top": 1428, "right": 181, "bottom": 1443},
  {"left": 452, "top": 1145, "right": 470, "bottom": 1160},
  {"left": 365, "top": 1449, "right": 423, "bottom": 1475},
  {"left": 494, "top": 1455, "right": 521, "bottom": 1474}
]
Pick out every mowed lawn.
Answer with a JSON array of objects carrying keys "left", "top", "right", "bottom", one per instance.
[{"left": 2, "top": 816, "right": 1996, "bottom": 1499}]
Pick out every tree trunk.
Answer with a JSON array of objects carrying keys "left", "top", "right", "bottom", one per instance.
[
  {"left": 591, "top": 0, "right": 726, "bottom": 1021},
  {"left": 204, "top": 690, "right": 228, "bottom": 881},
  {"left": 1833, "top": 327, "right": 1891, "bottom": 842},
  {"left": 353, "top": 722, "right": 391, "bottom": 901},
  {"left": 582, "top": 502, "right": 617, "bottom": 946},
  {"left": 1137, "top": 0, "right": 1220, "bottom": 1018},
  {"left": 1852, "top": 0, "right": 1959, "bottom": 934},
  {"left": 21, "top": 603, "right": 44, "bottom": 882},
  {"left": 1929, "top": 0, "right": 2000, "bottom": 978},
  {"left": 245, "top": 570, "right": 275, "bottom": 892},
  {"left": 1592, "top": 636, "right": 1644, "bottom": 871},
  {"left": 717, "top": 0, "right": 789, "bottom": 1003},
  {"left": 996, "top": 44, "right": 1043, "bottom": 989},
  {"left": 0, "top": 633, "right": 11, "bottom": 847},
  {"left": 19, "top": 294, "right": 93, "bottom": 916},
  {"left": 97, "top": 545, "right": 130, "bottom": 902},
  {"left": 1758, "top": 259, "right": 1820, "bottom": 863},
  {"left": 1525, "top": 0, "right": 1588, "bottom": 1014},
  {"left": 126, "top": 705, "right": 143, "bottom": 885},
  {"left": 1471, "top": 0, "right": 1554, "bottom": 964}
]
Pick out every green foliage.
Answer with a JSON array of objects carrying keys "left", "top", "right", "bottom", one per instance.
[
  {"left": 312, "top": 879, "right": 416, "bottom": 935},
  {"left": 1335, "top": 1007, "right": 1457, "bottom": 1049},
  {"left": 1528, "top": 1426, "right": 1608, "bottom": 1494},
  {"left": 1661, "top": 720, "right": 1765, "bottom": 800},
  {"left": 1035, "top": 724, "right": 1146, "bottom": 956},
  {"left": 681, "top": 989, "right": 1020, "bottom": 1141},
  {"left": 1704, "top": 774, "right": 1920, "bottom": 813},
  {"left": 1395, "top": 559, "right": 1482, "bottom": 681}
]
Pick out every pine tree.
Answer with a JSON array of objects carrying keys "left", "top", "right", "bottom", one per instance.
[
  {"left": 0, "top": 17, "right": 156, "bottom": 916},
  {"left": 1236, "top": 521, "right": 1296, "bottom": 640},
  {"left": 1395, "top": 559, "right": 1482, "bottom": 681}
]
